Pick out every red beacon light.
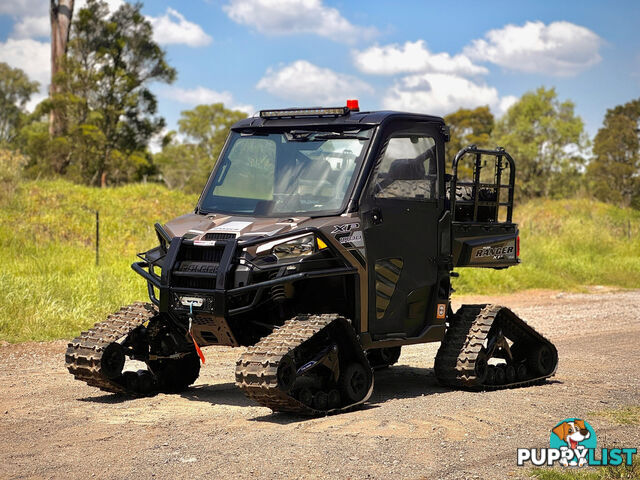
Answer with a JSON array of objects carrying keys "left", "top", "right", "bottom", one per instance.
[{"left": 346, "top": 99, "right": 360, "bottom": 112}]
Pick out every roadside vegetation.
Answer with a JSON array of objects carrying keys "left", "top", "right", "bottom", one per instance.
[
  {"left": 1, "top": 180, "right": 638, "bottom": 343},
  {"left": 453, "top": 198, "right": 640, "bottom": 294},
  {"left": 0, "top": 180, "right": 196, "bottom": 343},
  {"left": 530, "top": 459, "right": 639, "bottom": 480},
  {"left": 591, "top": 406, "right": 640, "bottom": 426}
]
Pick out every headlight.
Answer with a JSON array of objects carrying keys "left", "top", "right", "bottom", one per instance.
[
  {"left": 272, "top": 234, "right": 315, "bottom": 260},
  {"left": 255, "top": 233, "right": 328, "bottom": 262}
]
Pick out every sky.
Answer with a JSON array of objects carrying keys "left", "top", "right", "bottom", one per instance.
[{"left": 1, "top": 0, "right": 639, "bottom": 143}]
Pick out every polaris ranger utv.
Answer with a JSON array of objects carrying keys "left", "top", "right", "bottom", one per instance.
[{"left": 66, "top": 101, "right": 558, "bottom": 415}]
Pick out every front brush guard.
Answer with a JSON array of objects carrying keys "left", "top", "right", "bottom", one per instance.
[{"left": 132, "top": 226, "right": 357, "bottom": 317}]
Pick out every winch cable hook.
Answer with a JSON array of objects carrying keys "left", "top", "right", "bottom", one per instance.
[{"left": 187, "top": 302, "right": 206, "bottom": 364}]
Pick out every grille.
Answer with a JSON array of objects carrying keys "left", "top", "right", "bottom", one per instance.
[
  {"left": 179, "top": 244, "right": 224, "bottom": 263},
  {"left": 203, "top": 232, "right": 236, "bottom": 241},
  {"left": 171, "top": 244, "right": 224, "bottom": 291}
]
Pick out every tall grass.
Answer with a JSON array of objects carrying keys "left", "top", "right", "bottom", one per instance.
[
  {"left": 1, "top": 181, "right": 639, "bottom": 342},
  {"left": 452, "top": 199, "right": 640, "bottom": 294},
  {"left": 530, "top": 458, "right": 639, "bottom": 480},
  {"left": 0, "top": 180, "right": 197, "bottom": 342}
]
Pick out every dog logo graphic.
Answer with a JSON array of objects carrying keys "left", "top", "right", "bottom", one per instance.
[
  {"left": 550, "top": 418, "right": 597, "bottom": 467},
  {"left": 518, "top": 417, "right": 636, "bottom": 467}
]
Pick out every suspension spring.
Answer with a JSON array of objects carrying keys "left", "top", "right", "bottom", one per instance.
[{"left": 271, "top": 284, "right": 286, "bottom": 303}]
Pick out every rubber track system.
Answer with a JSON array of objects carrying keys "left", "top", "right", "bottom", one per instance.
[
  {"left": 434, "top": 304, "right": 558, "bottom": 390},
  {"left": 65, "top": 302, "right": 155, "bottom": 395},
  {"left": 235, "top": 314, "right": 373, "bottom": 415}
]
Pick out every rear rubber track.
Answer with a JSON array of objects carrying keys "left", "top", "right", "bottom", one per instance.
[{"left": 434, "top": 304, "right": 557, "bottom": 390}]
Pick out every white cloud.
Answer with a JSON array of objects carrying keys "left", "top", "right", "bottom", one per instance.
[
  {"left": 160, "top": 86, "right": 254, "bottom": 115},
  {"left": 0, "top": 1, "right": 129, "bottom": 110},
  {"left": 25, "top": 92, "right": 48, "bottom": 112},
  {"left": 75, "top": 0, "right": 125, "bottom": 13},
  {"left": 6, "top": 2, "right": 210, "bottom": 48},
  {"left": 232, "top": 104, "right": 257, "bottom": 116},
  {"left": 382, "top": 73, "right": 514, "bottom": 116},
  {"left": 353, "top": 40, "right": 487, "bottom": 76},
  {"left": 0, "top": 38, "right": 51, "bottom": 88},
  {"left": 223, "top": 0, "right": 377, "bottom": 44},
  {"left": 5, "top": 1, "right": 126, "bottom": 41},
  {"left": 147, "top": 8, "right": 212, "bottom": 47},
  {"left": 0, "top": 0, "right": 46, "bottom": 17},
  {"left": 498, "top": 95, "right": 518, "bottom": 115},
  {"left": 11, "top": 15, "right": 50, "bottom": 38},
  {"left": 256, "top": 60, "right": 373, "bottom": 104},
  {"left": 464, "top": 21, "right": 602, "bottom": 76},
  {"left": 162, "top": 86, "right": 234, "bottom": 105},
  {"left": 149, "top": 127, "right": 170, "bottom": 154}
]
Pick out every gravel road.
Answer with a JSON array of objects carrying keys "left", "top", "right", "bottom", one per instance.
[{"left": 1, "top": 289, "right": 639, "bottom": 480}]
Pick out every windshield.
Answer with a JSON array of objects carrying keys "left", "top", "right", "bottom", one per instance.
[{"left": 198, "top": 128, "right": 373, "bottom": 216}]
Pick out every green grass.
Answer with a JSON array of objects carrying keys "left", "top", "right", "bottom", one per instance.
[
  {"left": 591, "top": 406, "right": 640, "bottom": 426},
  {"left": 0, "top": 179, "right": 197, "bottom": 342},
  {"left": 1, "top": 181, "right": 640, "bottom": 342},
  {"left": 530, "top": 459, "right": 639, "bottom": 480},
  {"left": 452, "top": 198, "right": 640, "bottom": 294}
]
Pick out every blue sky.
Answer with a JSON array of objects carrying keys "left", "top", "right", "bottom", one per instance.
[{"left": 1, "top": 0, "right": 639, "bottom": 142}]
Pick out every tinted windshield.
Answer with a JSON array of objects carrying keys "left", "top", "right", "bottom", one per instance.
[{"left": 199, "top": 128, "right": 373, "bottom": 216}]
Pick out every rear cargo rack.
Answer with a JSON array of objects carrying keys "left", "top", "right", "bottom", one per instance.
[{"left": 451, "top": 145, "right": 516, "bottom": 223}]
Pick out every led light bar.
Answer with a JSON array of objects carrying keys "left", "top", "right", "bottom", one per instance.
[{"left": 259, "top": 107, "right": 349, "bottom": 119}]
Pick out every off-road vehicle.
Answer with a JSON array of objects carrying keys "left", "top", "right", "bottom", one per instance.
[{"left": 66, "top": 101, "right": 558, "bottom": 415}]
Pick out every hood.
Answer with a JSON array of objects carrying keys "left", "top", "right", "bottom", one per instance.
[{"left": 164, "top": 213, "right": 313, "bottom": 242}]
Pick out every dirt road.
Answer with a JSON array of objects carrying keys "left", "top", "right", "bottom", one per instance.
[{"left": 1, "top": 290, "right": 639, "bottom": 480}]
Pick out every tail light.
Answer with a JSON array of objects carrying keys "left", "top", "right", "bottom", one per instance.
[{"left": 516, "top": 235, "right": 520, "bottom": 257}]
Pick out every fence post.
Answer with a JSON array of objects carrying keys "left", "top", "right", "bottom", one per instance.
[{"left": 96, "top": 210, "right": 100, "bottom": 266}]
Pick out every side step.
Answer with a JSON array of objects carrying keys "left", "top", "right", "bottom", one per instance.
[{"left": 434, "top": 304, "right": 558, "bottom": 390}]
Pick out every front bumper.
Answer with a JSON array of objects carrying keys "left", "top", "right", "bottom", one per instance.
[{"left": 132, "top": 226, "right": 357, "bottom": 320}]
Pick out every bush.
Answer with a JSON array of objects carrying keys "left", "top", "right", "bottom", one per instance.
[{"left": 0, "top": 148, "right": 27, "bottom": 199}]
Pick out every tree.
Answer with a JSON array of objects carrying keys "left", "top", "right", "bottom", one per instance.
[
  {"left": 156, "top": 103, "right": 247, "bottom": 193},
  {"left": 444, "top": 105, "right": 494, "bottom": 166},
  {"left": 154, "top": 141, "right": 203, "bottom": 191},
  {"left": 444, "top": 105, "right": 494, "bottom": 180},
  {"left": 491, "top": 87, "right": 587, "bottom": 199},
  {"left": 0, "top": 63, "right": 39, "bottom": 144},
  {"left": 177, "top": 104, "right": 247, "bottom": 161},
  {"left": 50, "top": 0, "right": 75, "bottom": 136},
  {"left": 586, "top": 99, "right": 640, "bottom": 208},
  {"left": 37, "top": 0, "right": 176, "bottom": 185}
]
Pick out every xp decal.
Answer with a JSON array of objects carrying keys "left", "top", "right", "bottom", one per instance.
[{"left": 331, "top": 222, "right": 364, "bottom": 248}]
